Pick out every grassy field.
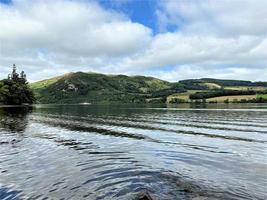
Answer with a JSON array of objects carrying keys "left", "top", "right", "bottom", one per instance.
[
  {"left": 257, "top": 94, "right": 267, "bottom": 99},
  {"left": 153, "top": 89, "right": 267, "bottom": 103},
  {"left": 206, "top": 95, "right": 257, "bottom": 103},
  {"left": 167, "top": 90, "right": 203, "bottom": 103},
  {"left": 200, "top": 82, "right": 221, "bottom": 89}
]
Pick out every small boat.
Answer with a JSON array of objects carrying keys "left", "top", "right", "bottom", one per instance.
[{"left": 79, "top": 102, "right": 91, "bottom": 105}]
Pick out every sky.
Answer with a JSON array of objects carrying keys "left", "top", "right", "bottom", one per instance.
[{"left": 0, "top": 0, "right": 266, "bottom": 82}]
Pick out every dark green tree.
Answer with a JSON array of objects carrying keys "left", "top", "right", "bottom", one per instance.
[{"left": 0, "top": 64, "right": 35, "bottom": 105}]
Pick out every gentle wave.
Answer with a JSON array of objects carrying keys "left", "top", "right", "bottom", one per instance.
[{"left": 0, "top": 105, "right": 267, "bottom": 200}]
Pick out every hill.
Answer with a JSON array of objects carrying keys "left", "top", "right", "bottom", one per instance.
[
  {"left": 31, "top": 72, "right": 185, "bottom": 103},
  {"left": 30, "top": 73, "right": 267, "bottom": 104}
]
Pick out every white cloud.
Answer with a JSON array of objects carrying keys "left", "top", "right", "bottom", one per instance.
[
  {"left": 0, "top": 0, "right": 152, "bottom": 57},
  {"left": 156, "top": 0, "right": 267, "bottom": 36},
  {"left": 0, "top": 0, "right": 266, "bottom": 82},
  {"left": 0, "top": 0, "right": 152, "bottom": 81}
]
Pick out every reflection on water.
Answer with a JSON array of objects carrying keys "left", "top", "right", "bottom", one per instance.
[
  {"left": 0, "top": 104, "right": 267, "bottom": 200},
  {"left": 0, "top": 106, "right": 32, "bottom": 133}
]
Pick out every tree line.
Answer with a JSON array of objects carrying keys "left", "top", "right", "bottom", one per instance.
[{"left": 189, "top": 89, "right": 257, "bottom": 100}]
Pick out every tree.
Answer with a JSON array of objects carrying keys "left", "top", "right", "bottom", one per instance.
[{"left": 0, "top": 64, "right": 35, "bottom": 105}]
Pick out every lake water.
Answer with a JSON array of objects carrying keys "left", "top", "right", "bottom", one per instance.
[{"left": 0, "top": 104, "right": 266, "bottom": 200}]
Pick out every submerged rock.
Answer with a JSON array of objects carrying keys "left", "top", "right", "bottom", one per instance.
[{"left": 136, "top": 191, "right": 154, "bottom": 200}]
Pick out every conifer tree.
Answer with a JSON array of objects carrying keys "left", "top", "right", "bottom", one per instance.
[{"left": 0, "top": 64, "right": 35, "bottom": 105}]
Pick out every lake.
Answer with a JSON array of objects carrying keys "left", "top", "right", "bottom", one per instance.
[{"left": 0, "top": 104, "right": 266, "bottom": 200}]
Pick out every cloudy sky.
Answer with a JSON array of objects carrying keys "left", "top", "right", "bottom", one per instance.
[{"left": 0, "top": 0, "right": 266, "bottom": 82}]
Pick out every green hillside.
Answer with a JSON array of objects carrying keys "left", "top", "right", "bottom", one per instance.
[
  {"left": 31, "top": 72, "right": 185, "bottom": 104},
  {"left": 30, "top": 73, "right": 267, "bottom": 104},
  {"left": 30, "top": 73, "right": 74, "bottom": 90}
]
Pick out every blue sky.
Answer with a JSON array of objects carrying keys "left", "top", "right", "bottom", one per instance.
[
  {"left": 98, "top": 0, "right": 159, "bottom": 33},
  {"left": 0, "top": 0, "right": 266, "bottom": 82},
  {"left": 97, "top": 0, "right": 178, "bottom": 34},
  {"left": 0, "top": 0, "right": 11, "bottom": 4}
]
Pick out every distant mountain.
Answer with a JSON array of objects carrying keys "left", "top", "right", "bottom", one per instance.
[{"left": 30, "top": 72, "right": 267, "bottom": 104}]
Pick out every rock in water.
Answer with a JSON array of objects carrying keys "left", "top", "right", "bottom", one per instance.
[{"left": 136, "top": 191, "right": 154, "bottom": 200}]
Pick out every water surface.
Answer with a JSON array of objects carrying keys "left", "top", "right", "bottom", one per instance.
[{"left": 0, "top": 104, "right": 267, "bottom": 199}]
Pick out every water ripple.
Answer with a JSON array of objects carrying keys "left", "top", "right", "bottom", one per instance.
[{"left": 1, "top": 105, "right": 267, "bottom": 200}]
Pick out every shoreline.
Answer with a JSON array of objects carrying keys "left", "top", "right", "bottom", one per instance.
[{"left": 1, "top": 102, "right": 267, "bottom": 108}]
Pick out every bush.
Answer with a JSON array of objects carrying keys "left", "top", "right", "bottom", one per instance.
[{"left": 224, "top": 99, "right": 229, "bottom": 103}]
